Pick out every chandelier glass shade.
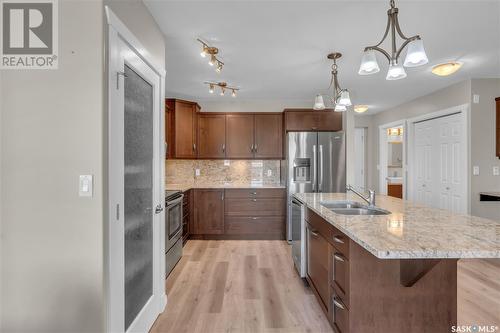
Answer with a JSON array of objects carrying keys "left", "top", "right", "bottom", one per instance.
[{"left": 359, "top": 0, "right": 428, "bottom": 80}]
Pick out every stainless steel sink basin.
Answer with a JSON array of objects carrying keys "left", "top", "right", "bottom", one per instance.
[
  {"left": 320, "top": 201, "right": 364, "bottom": 209},
  {"left": 331, "top": 207, "right": 391, "bottom": 216},
  {"left": 320, "top": 201, "right": 391, "bottom": 216}
]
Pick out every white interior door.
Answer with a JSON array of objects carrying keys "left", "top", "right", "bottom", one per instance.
[
  {"left": 108, "top": 28, "right": 163, "bottom": 333},
  {"left": 354, "top": 128, "right": 366, "bottom": 190},
  {"left": 412, "top": 113, "right": 466, "bottom": 213}
]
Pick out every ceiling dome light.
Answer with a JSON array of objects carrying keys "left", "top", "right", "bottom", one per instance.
[
  {"left": 338, "top": 90, "right": 352, "bottom": 106},
  {"left": 431, "top": 62, "right": 463, "bottom": 76},
  {"left": 358, "top": 50, "right": 380, "bottom": 75},
  {"left": 334, "top": 104, "right": 347, "bottom": 112},
  {"left": 313, "top": 95, "right": 326, "bottom": 110},
  {"left": 354, "top": 105, "right": 369, "bottom": 113},
  {"left": 386, "top": 61, "right": 407, "bottom": 80},
  {"left": 404, "top": 39, "right": 428, "bottom": 67}
]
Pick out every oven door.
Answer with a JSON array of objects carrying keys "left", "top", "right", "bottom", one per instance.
[{"left": 165, "top": 194, "right": 184, "bottom": 251}]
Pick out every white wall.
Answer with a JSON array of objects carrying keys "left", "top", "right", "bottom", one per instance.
[
  {"left": 470, "top": 78, "right": 500, "bottom": 220},
  {"left": 356, "top": 80, "right": 471, "bottom": 192},
  {"left": 1, "top": 1, "right": 105, "bottom": 331}
]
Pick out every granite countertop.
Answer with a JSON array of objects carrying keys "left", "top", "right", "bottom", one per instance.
[
  {"left": 294, "top": 192, "right": 500, "bottom": 259},
  {"left": 166, "top": 182, "right": 285, "bottom": 192}
]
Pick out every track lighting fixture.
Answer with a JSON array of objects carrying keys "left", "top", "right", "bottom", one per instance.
[
  {"left": 204, "top": 81, "right": 239, "bottom": 97},
  {"left": 313, "top": 52, "right": 352, "bottom": 112},
  {"left": 197, "top": 38, "right": 224, "bottom": 73},
  {"left": 359, "top": 0, "right": 428, "bottom": 80}
]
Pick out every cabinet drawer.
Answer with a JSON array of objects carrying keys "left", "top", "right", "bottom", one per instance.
[
  {"left": 331, "top": 227, "right": 349, "bottom": 258},
  {"left": 224, "top": 188, "right": 285, "bottom": 199},
  {"left": 225, "top": 198, "right": 285, "bottom": 216},
  {"left": 330, "top": 287, "right": 349, "bottom": 333},
  {"left": 331, "top": 250, "right": 349, "bottom": 306},
  {"left": 224, "top": 216, "right": 284, "bottom": 235},
  {"left": 305, "top": 208, "right": 333, "bottom": 241},
  {"left": 307, "top": 223, "right": 330, "bottom": 310}
]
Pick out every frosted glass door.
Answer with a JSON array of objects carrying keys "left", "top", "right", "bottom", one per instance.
[{"left": 124, "top": 64, "right": 154, "bottom": 330}]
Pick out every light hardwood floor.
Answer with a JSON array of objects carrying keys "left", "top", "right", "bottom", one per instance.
[{"left": 150, "top": 240, "right": 333, "bottom": 333}]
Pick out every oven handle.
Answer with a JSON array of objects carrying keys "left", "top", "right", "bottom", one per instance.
[{"left": 166, "top": 194, "right": 184, "bottom": 209}]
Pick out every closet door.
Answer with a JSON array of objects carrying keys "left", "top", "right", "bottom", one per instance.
[
  {"left": 414, "top": 121, "right": 435, "bottom": 207},
  {"left": 437, "top": 113, "right": 465, "bottom": 213}
]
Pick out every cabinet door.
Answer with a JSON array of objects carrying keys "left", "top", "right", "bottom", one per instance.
[
  {"left": 197, "top": 115, "right": 226, "bottom": 158},
  {"left": 315, "top": 111, "right": 342, "bottom": 131},
  {"left": 307, "top": 222, "right": 330, "bottom": 309},
  {"left": 174, "top": 101, "right": 197, "bottom": 158},
  {"left": 496, "top": 98, "right": 500, "bottom": 157},
  {"left": 254, "top": 114, "right": 283, "bottom": 159},
  {"left": 226, "top": 114, "right": 254, "bottom": 159},
  {"left": 285, "top": 111, "right": 319, "bottom": 131},
  {"left": 194, "top": 189, "right": 224, "bottom": 234}
]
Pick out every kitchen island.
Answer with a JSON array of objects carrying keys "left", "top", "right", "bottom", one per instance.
[{"left": 294, "top": 192, "right": 500, "bottom": 333}]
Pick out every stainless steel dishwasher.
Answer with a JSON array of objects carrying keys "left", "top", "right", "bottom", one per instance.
[{"left": 291, "top": 197, "right": 306, "bottom": 277}]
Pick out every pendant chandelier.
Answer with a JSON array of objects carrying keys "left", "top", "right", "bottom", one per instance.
[
  {"left": 313, "top": 52, "right": 352, "bottom": 112},
  {"left": 358, "top": 0, "right": 428, "bottom": 80}
]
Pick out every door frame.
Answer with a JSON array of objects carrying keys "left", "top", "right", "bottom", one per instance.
[
  {"left": 378, "top": 120, "right": 407, "bottom": 197},
  {"left": 354, "top": 127, "right": 367, "bottom": 191},
  {"left": 105, "top": 6, "right": 166, "bottom": 333},
  {"left": 406, "top": 104, "right": 470, "bottom": 213}
]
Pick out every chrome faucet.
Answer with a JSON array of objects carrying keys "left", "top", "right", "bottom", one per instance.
[{"left": 346, "top": 184, "right": 376, "bottom": 206}]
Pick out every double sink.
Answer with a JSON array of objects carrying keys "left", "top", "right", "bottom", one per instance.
[{"left": 320, "top": 200, "right": 391, "bottom": 216}]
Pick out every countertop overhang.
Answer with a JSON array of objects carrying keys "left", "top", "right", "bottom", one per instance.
[{"left": 295, "top": 192, "right": 500, "bottom": 259}]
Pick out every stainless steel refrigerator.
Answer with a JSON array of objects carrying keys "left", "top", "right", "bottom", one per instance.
[{"left": 286, "top": 131, "right": 346, "bottom": 241}]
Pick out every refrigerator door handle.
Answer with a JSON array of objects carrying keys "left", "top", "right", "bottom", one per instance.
[
  {"left": 319, "top": 145, "right": 324, "bottom": 192},
  {"left": 312, "top": 144, "right": 317, "bottom": 192}
]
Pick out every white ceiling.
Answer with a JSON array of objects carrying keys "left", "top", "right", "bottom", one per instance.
[{"left": 144, "top": 0, "right": 500, "bottom": 114}]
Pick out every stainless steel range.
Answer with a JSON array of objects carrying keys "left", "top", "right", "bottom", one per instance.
[{"left": 165, "top": 190, "right": 184, "bottom": 277}]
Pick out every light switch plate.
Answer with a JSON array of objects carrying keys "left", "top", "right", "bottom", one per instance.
[
  {"left": 267, "top": 169, "right": 272, "bottom": 177},
  {"left": 473, "top": 166, "right": 480, "bottom": 176},
  {"left": 493, "top": 166, "right": 500, "bottom": 176},
  {"left": 195, "top": 169, "right": 201, "bottom": 177},
  {"left": 79, "top": 175, "right": 93, "bottom": 197},
  {"left": 473, "top": 94, "right": 480, "bottom": 104}
]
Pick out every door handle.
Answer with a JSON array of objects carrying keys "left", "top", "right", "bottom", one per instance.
[
  {"left": 334, "top": 254, "right": 345, "bottom": 262},
  {"left": 333, "top": 236, "right": 344, "bottom": 244},
  {"left": 312, "top": 145, "right": 317, "bottom": 192},
  {"left": 333, "top": 297, "right": 345, "bottom": 310},
  {"left": 155, "top": 204, "right": 163, "bottom": 214},
  {"left": 222, "top": 144, "right": 226, "bottom": 153},
  {"left": 254, "top": 144, "right": 257, "bottom": 152},
  {"left": 193, "top": 143, "right": 196, "bottom": 152},
  {"left": 319, "top": 145, "right": 324, "bottom": 193},
  {"left": 310, "top": 229, "right": 319, "bottom": 237}
]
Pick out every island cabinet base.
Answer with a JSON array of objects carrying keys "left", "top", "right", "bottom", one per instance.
[{"left": 305, "top": 208, "right": 457, "bottom": 333}]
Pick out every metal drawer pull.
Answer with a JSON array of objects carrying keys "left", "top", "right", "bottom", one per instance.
[
  {"left": 333, "top": 236, "right": 344, "bottom": 244},
  {"left": 310, "top": 230, "right": 319, "bottom": 237},
  {"left": 252, "top": 217, "right": 258, "bottom": 220},
  {"left": 333, "top": 297, "right": 345, "bottom": 310},
  {"left": 334, "top": 254, "right": 345, "bottom": 262},
  {"left": 252, "top": 199, "right": 257, "bottom": 202},
  {"left": 251, "top": 191, "right": 257, "bottom": 195}
]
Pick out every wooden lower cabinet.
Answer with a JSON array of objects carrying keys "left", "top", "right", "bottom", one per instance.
[
  {"left": 193, "top": 189, "right": 224, "bottom": 235},
  {"left": 192, "top": 188, "right": 285, "bottom": 239},
  {"left": 387, "top": 183, "right": 403, "bottom": 198},
  {"left": 305, "top": 208, "right": 457, "bottom": 333}
]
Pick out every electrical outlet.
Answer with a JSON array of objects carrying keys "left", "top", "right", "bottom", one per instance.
[
  {"left": 493, "top": 166, "right": 500, "bottom": 176},
  {"left": 473, "top": 166, "right": 480, "bottom": 176},
  {"left": 224, "top": 160, "right": 230, "bottom": 166},
  {"left": 195, "top": 169, "right": 201, "bottom": 177},
  {"left": 473, "top": 94, "right": 480, "bottom": 104}
]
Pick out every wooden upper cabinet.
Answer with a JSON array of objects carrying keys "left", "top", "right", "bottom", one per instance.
[
  {"left": 254, "top": 114, "right": 283, "bottom": 159},
  {"left": 194, "top": 189, "right": 224, "bottom": 234},
  {"left": 284, "top": 109, "right": 342, "bottom": 132},
  {"left": 226, "top": 114, "right": 254, "bottom": 159},
  {"left": 198, "top": 114, "right": 226, "bottom": 158},
  {"left": 165, "top": 99, "right": 199, "bottom": 159},
  {"left": 496, "top": 97, "right": 500, "bottom": 158}
]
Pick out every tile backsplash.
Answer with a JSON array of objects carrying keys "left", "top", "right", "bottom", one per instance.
[{"left": 166, "top": 160, "right": 282, "bottom": 185}]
